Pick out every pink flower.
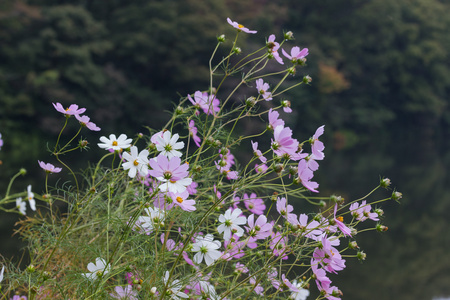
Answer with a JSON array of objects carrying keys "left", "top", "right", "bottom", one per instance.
[
  {"left": 297, "top": 159, "right": 319, "bottom": 193},
  {"left": 334, "top": 204, "right": 352, "bottom": 237},
  {"left": 349, "top": 200, "right": 379, "bottom": 222},
  {"left": 268, "top": 108, "right": 285, "bottom": 130},
  {"left": 282, "top": 46, "right": 309, "bottom": 63},
  {"left": 246, "top": 214, "right": 273, "bottom": 240},
  {"left": 148, "top": 154, "right": 192, "bottom": 194},
  {"left": 171, "top": 190, "right": 196, "bottom": 212},
  {"left": 38, "top": 161, "right": 62, "bottom": 174},
  {"left": 289, "top": 213, "right": 322, "bottom": 240},
  {"left": 276, "top": 197, "right": 296, "bottom": 221},
  {"left": 312, "top": 236, "right": 346, "bottom": 274},
  {"left": 281, "top": 100, "right": 292, "bottom": 113},
  {"left": 271, "top": 125, "right": 299, "bottom": 158},
  {"left": 242, "top": 193, "right": 266, "bottom": 215},
  {"left": 109, "top": 285, "right": 138, "bottom": 300},
  {"left": 188, "top": 120, "right": 201, "bottom": 147},
  {"left": 311, "top": 125, "right": 325, "bottom": 160},
  {"left": 187, "top": 91, "right": 220, "bottom": 115},
  {"left": 269, "top": 231, "right": 289, "bottom": 259},
  {"left": 52, "top": 102, "right": 86, "bottom": 116},
  {"left": 227, "top": 18, "right": 257, "bottom": 34},
  {"left": 251, "top": 141, "right": 267, "bottom": 163},
  {"left": 255, "top": 163, "right": 268, "bottom": 174},
  {"left": 75, "top": 115, "right": 101, "bottom": 131},
  {"left": 255, "top": 79, "right": 272, "bottom": 101},
  {"left": 267, "top": 34, "right": 284, "bottom": 65}
]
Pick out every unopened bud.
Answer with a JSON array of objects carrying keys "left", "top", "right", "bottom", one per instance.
[
  {"left": 330, "top": 195, "right": 344, "bottom": 204},
  {"left": 349, "top": 241, "right": 359, "bottom": 249},
  {"left": 274, "top": 163, "right": 284, "bottom": 174},
  {"left": 380, "top": 178, "right": 391, "bottom": 188},
  {"left": 233, "top": 47, "right": 242, "bottom": 55},
  {"left": 217, "top": 34, "right": 226, "bottom": 43},
  {"left": 220, "top": 147, "right": 228, "bottom": 155},
  {"left": 376, "top": 224, "right": 388, "bottom": 232},
  {"left": 27, "top": 264, "right": 36, "bottom": 273},
  {"left": 284, "top": 31, "right": 294, "bottom": 40},
  {"left": 303, "top": 75, "right": 312, "bottom": 84},
  {"left": 212, "top": 140, "right": 222, "bottom": 148},
  {"left": 391, "top": 191, "right": 402, "bottom": 201},
  {"left": 175, "top": 106, "right": 184, "bottom": 115},
  {"left": 19, "top": 168, "right": 27, "bottom": 176},
  {"left": 149, "top": 143, "right": 157, "bottom": 151},
  {"left": 357, "top": 251, "right": 366, "bottom": 261},
  {"left": 246, "top": 96, "right": 256, "bottom": 108},
  {"left": 374, "top": 208, "right": 384, "bottom": 216},
  {"left": 319, "top": 200, "right": 327, "bottom": 208},
  {"left": 287, "top": 66, "right": 296, "bottom": 75}
]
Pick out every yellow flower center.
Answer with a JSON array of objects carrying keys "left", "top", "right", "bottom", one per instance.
[
  {"left": 112, "top": 141, "right": 118, "bottom": 146},
  {"left": 133, "top": 160, "right": 139, "bottom": 166},
  {"left": 176, "top": 196, "right": 183, "bottom": 203},
  {"left": 337, "top": 216, "right": 344, "bottom": 222},
  {"left": 238, "top": 24, "right": 244, "bottom": 29}
]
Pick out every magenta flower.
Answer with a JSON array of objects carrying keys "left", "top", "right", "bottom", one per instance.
[
  {"left": 52, "top": 102, "right": 86, "bottom": 116},
  {"left": 188, "top": 120, "right": 201, "bottom": 147},
  {"left": 38, "top": 161, "right": 62, "bottom": 174},
  {"left": 148, "top": 154, "right": 192, "bottom": 193},
  {"left": 282, "top": 46, "right": 309, "bottom": 63},
  {"left": 75, "top": 115, "right": 101, "bottom": 131},
  {"left": 227, "top": 18, "right": 257, "bottom": 34},
  {"left": 271, "top": 125, "right": 299, "bottom": 158},
  {"left": 268, "top": 108, "right": 285, "bottom": 130},
  {"left": 255, "top": 79, "right": 272, "bottom": 101},
  {"left": 297, "top": 159, "right": 319, "bottom": 193},
  {"left": 0, "top": 133, "right": 3, "bottom": 150},
  {"left": 242, "top": 193, "right": 266, "bottom": 215}
]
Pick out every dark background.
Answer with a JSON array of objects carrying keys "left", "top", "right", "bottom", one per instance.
[{"left": 0, "top": 1, "right": 449, "bottom": 299}]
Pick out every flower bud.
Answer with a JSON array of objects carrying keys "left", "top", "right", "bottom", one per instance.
[
  {"left": 376, "top": 224, "right": 388, "bottom": 232},
  {"left": 271, "top": 192, "right": 278, "bottom": 202},
  {"left": 330, "top": 194, "right": 344, "bottom": 204},
  {"left": 220, "top": 147, "right": 228, "bottom": 155},
  {"left": 374, "top": 208, "right": 384, "bottom": 216},
  {"left": 246, "top": 96, "right": 256, "bottom": 108},
  {"left": 206, "top": 136, "right": 215, "bottom": 145},
  {"left": 27, "top": 264, "right": 36, "bottom": 273},
  {"left": 175, "top": 106, "right": 184, "bottom": 115},
  {"left": 349, "top": 241, "right": 359, "bottom": 249},
  {"left": 212, "top": 140, "right": 222, "bottom": 148},
  {"left": 287, "top": 67, "right": 296, "bottom": 75},
  {"left": 79, "top": 140, "right": 88, "bottom": 148},
  {"left": 149, "top": 143, "right": 157, "bottom": 151},
  {"left": 319, "top": 200, "right": 327, "bottom": 208},
  {"left": 19, "top": 168, "right": 27, "bottom": 176},
  {"left": 380, "top": 178, "right": 391, "bottom": 188},
  {"left": 273, "top": 163, "right": 284, "bottom": 174},
  {"left": 233, "top": 47, "right": 242, "bottom": 55},
  {"left": 150, "top": 287, "right": 157, "bottom": 294},
  {"left": 217, "top": 34, "right": 226, "bottom": 43},
  {"left": 289, "top": 166, "right": 298, "bottom": 176},
  {"left": 357, "top": 251, "right": 366, "bottom": 261},
  {"left": 391, "top": 191, "right": 402, "bottom": 201},
  {"left": 284, "top": 31, "right": 294, "bottom": 40},
  {"left": 281, "top": 100, "right": 291, "bottom": 109},
  {"left": 303, "top": 75, "right": 312, "bottom": 84}
]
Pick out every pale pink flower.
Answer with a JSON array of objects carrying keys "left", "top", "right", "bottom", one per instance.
[
  {"left": 110, "top": 285, "right": 138, "bottom": 300},
  {"left": 52, "top": 102, "right": 86, "bottom": 116},
  {"left": 334, "top": 204, "right": 352, "bottom": 237},
  {"left": 246, "top": 214, "right": 272, "bottom": 240},
  {"left": 267, "top": 34, "right": 284, "bottom": 65},
  {"left": 148, "top": 154, "right": 192, "bottom": 193},
  {"left": 282, "top": 46, "right": 309, "bottom": 63},
  {"left": 297, "top": 159, "right": 319, "bottom": 193},
  {"left": 271, "top": 125, "right": 299, "bottom": 158},
  {"left": 243, "top": 193, "right": 266, "bottom": 215},
  {"left": 227, "top": 18, "right": 257, "bottom": 34},
  {"left": 268, "top": 108, "right": 285, "bottom": 130},
  {"left": 187, "top": 91, "right": 220, "bottom": 115},
  {"left": 251, "top": 140, "right": 267, "bottom": 163},
  {"left": 255, "top": 79, "right": 272, "bottom": 101},
  {"left": 75, "top": 115, "right": 101, "bottom": 131},
  {"left": 38, "top": 161, "right": 62, "bottom": 174},
  {"left": 311, "top": 125, "right": 325, "bottom": 160},
  {"left": 188, "top": 120, "right": 201, "bottom": 147}
]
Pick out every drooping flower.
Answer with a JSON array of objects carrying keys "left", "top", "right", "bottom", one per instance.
[
  {"left": 312, "top": 236, "right": 346, "bottom": 274},
  {"left": 242, "top": 193, "right": 266, "bottom": 215},
  {"left": 82, "top": 257, "right": 111, "bottom": 280},
  {"left": 27, "top": 185, "right": 36, "bottom": 211},
  {"left": 16, "top": 197, "right": 26, "bottom": 215},
  {"left": 109, "top": 285, "right": 138, "bottom": 300},
  {"left": 251, "top": 141, "right": 267, "bottom": 163},
  {"left": 269, "top": 231, "right": 289, "bottom": 259},
  {"left": 267, "top": 34, "right": 284, "bottom": 65},
  {"left": 255, "top": 79, "right": 273, "bottom": 101},
  {"left": 227, "top": 18, "right": 257, "bottom": 34},
  {"left": 217, "top": 207, "right": 247, "bottom": 241},
  {"left": 188, "top": 120, "right": 201, "bottom": 147},
  {"left": 154, "top": 131, "right": 184, "bottom": 159},
  {"left": 310, "top": 125, "right": 325, "bottom": 160},
  {"left": 38, "top": 161, "right": 62, "bottom": 174},
  {"left": 297, "top": 159, "right": 319, "bottom": 193},
  {"left": 163, "top": 271, "right": 189, "bottom": 299},
  {"left": 149, "top": 154, "right": 192, "bottom": 194},
  {"left": 52, "top": 102, "right": 86, "bottom": 116},
  {"left": 98, "top": 134, "right": 132, "bottom": 151},
  {"left": 333, "top": 204, "right": 352, "bottom": 237},
  {"left": 192, "top": 234, "right": 222, "bottom": 266},
  {"left": 122, "top": 146, "right": 149, "bottom": 178},
  {"left": 75, "top": 115, "right": 101, "bottom": 131},
  {"left": 268, "top": 108, "right": 285, "bottom": 130}
]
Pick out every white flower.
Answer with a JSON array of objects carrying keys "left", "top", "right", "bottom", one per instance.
[
  {"left": 290, "top": 280, "right": 310, "bottom": 300},
  {"left": 82, "top": 257, "right": 111, "bottom": 280},
  {"left": 155, "top": 131, "right": 184, "bottom": 158},
  {"left": 135, "top": 207, "right": 165, "bottom": 234},
  {"left": 198, "top": 280, "right": 219, "bottom": 300},
  {"left": 122, "top": 146, "right": 149, "bottom": 178},
  {"left": 16, "top": 197, "right": 26, "bottom": 215},
  {"left": 27, "top": 185, "right": 36, "bottom": 211},
  {"left": 192, "top": 234, "right": 221, "bottom": 266},
  {"left": 98, "top": 134, "right": 132, "bottom": 151},
  {"left": 217, "top": 208, "right": 246, "bottom": 241},
  {"left": 163, "top": 271, "right": 188, "bottom": 299},
  {"left": 0, "top": 265, "right": 4, "bottom": 283}
]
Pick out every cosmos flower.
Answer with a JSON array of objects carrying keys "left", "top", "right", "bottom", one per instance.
[
  {"left": 98, "top": 134, "right": 132, "bottom": 151},
  {"left": 52, "top": 102, "right": 86, "bottom": 116},
  {"left": 227, "top": 18, "right": 257, "bottom": 34},
  {"left": 38, "top": 161, "right": 62, "bottom": 174}
]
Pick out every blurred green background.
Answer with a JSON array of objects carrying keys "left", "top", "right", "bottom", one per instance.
[{"left": 0, "top": 0, "right": 449, "bottom": 299}]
